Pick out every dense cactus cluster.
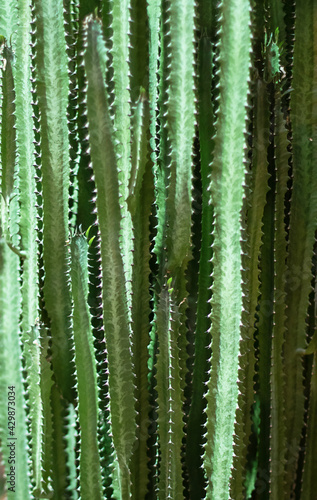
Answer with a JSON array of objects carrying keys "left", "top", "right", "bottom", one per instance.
[{"left": 0, "top": 0, "right": 316, "bottom": 499}]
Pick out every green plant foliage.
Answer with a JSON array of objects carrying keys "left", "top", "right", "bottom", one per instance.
[
  {"left": 284, "top": 1, "right": 317, "bottom": 496},
  {"left": 38, "top": 326, "right": 54, "bottom": 498},
  {"left": 71, "top": 233, "right": 103, "bottom": 499},
  {"left": 128, "top": 92, "right": 154, "bottom": 499},
  {"left": 231, "top": 76, "right": 270, "bottom": 500},
  {"left": 203, "top": 1, "right": 252, "bottom": 497},
  {"left": 0, "top": 242, "right": 31, "bottom": 499},
  {"left": 155, "top": 287, "right": 184, "bottom": 500},
  {"left": 1, "top": 0, "right": 317, "bottom": 498},
  {"left": 24, "top": 324, "right": 46, "bottom": 497},
  {"left": 15, "top": 0, "right": 38, "bottom": 333},
  {"left": 301, "top": 351, "right": 317, "bottom": 497},
  {"left": 84, "top": 16, "right": 136, "bottom": 497},
  {"left": 269, "top": 89, "right": 289, "bottom": 499},
  {"left": 186, "top": 27, "right": 214, "bottom": 499},
  {"left": 33, "top": 0, "right": 75, "bottom": 402},
  {"left": 0, "top": 5, "right": 31, "bottom": 494},
  {"left": 104, "top": 0, "right": 134, "bottom": 323}
]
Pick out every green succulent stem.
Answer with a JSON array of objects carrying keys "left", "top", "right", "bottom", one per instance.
[
  {"left": 269, "top": 88, "right": 288, "bottom": 499},
  {"left": 284, "top": 1, "right": 317, "bottom": 493},
  {"left": 84, "top": 17, "right": 136, "bottom": 497},
  {"left": 203, "top": 1, "right": 252, "bottom": 497},
  {"left": 231, "top": 76, "right": 270, "bottom": 500},
  {"left": 128, "top": 92, "right": 155, "bottom": 499},
  {"left": 155, "top": 287, "right": 184, "bottom": 500},
  {"left": 71, "top": 234, "right": 103, "bottom": 499},
  {"left": 187, "top": 33, "right": 214, "bottom": 498},
  {"left": 0, "top": 242, "right": 31, "bottom": 499},
  {"left": 15, "top": 0, "right": 38, "bottom": 344},
  {"left": 33, "top": 0, "right": 75, "bottom": 402}
]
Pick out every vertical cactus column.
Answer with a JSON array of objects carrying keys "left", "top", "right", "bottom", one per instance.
[
  {"left": 103, "top": 0, "right": 134, "bottom": 320},
  {"left": 128, "top": 91, "right": 154, "bottom": 499},
  {"left": 186, "top": 1, "right": 215, "bottom": 491},
  {"left": 33, "top": 0, "right": 74, "bottom": 402},
  {"left": 152, "top": 0, "right": 197, "bottom": 496},
  {"left": 203, "top": 0, "right": 252, "bottom": 498},
  {"left": 0, "top": 2, "right": 31, "bottom": 498},
  {"left": 32, "top": 0, "right": 75, "bottom": 496},
  {"left": 70, "top": 233, "right": 103, "bottom": 499},
  {"left": 84, "top": 17, "right": 136, "bottom": 498},
  {"left": 284, "top": 0, "right": 317, "bottom": 495}
]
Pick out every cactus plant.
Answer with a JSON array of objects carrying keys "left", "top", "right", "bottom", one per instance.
[{"left": 0, "top": 0, "right": 317, "bottom": 499}]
